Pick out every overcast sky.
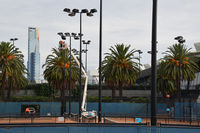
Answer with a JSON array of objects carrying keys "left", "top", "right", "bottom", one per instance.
[{"left": 1, "top": 0, "right": 200, "bottom": 78}]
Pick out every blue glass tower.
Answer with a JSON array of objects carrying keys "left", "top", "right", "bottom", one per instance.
[{"left": 27, "top": 27, "right": 40, "bottom": 83}]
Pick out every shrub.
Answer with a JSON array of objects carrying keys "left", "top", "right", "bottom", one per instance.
[
  {"left": 130, "top": 97, "right": 149, "bottom": 103},
  {"left": 23, "top": 83, "right": 54, "bottom": 97},
  {"left": 10, "top": 96, "right": 51, "bottom": 102}
]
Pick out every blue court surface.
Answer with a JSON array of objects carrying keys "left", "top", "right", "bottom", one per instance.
[{"left": 0, "top": 126, "right": 200, "bottom": 133}]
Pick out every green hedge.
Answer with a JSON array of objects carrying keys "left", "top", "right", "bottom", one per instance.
[
  {"left": 10, "top": 96, "right": 52, "bottom": 102},
  {"left": 130, "top": 97, "right": 149, "bottom": 103},
  {"left": 87, "top": 96, "right": 148, "bottom": 103},
  {"left": 87, "top": 84, "right": 150, "bottom": 90},
  {"left": 23, "top": 83, "right": 54, "bottom": 97},
  {"left": 23, "top": 83, "right": 150, "bottom": 91},
  {"left": 7, "top": 95, "right": 149, "bottom": 103}
]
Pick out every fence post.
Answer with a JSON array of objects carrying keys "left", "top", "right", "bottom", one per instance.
[
  {"left": 125, "top": 114, "right": 126, "bottom": 123},
  {"left": 9, "top": 113, "right": 11, "bottom": 124},
  {"left": 146, "top": 103, "right": 148, "bottom": 118},
  {"left": 103, "top": 113, "right": 105, "bottom": 123}
]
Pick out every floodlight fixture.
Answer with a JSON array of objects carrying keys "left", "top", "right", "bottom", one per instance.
[
  {"left": 82, "top": 40, "right": 91, "bottom": 44},
  {"left": 69, "top": 13, "right": 75, "bottom": 16},
  {"left": 136, "top": 50, "right": 143, "bottom": 54},
  {"left": 64, "top": 32, "right": 70, "bottom": 37},
  {"left": 57, "top": 32, "right": 63, "bottom": 36},
  {"left": 90, "top": 9, "right": 97, "bottom": 13},
  {"left": 74, "top": 36, "right": 79, "bottom": 40},
  {"left": 81, "top": 9, "right": 88, "bottom": 13},
  {"left": 10, "top": 38, "right": 18, "bottom": 41},
  {"left": 63, "top": 8, "right": 71, "bottom": 13},
  {"left": 87, "top": 13, "right": 93, "bottom": 17},
  {"left": 72, "top": 9, "right": 79, "bottom": 13},
  {"left": 78, "top": 33, "right": 83, "bottom": 37},
  {"left": 174, "top": 36, "right": 183, "bottom": 40},
  {"left": 71, "top": 33, "right": 77, "bottom": 36}
]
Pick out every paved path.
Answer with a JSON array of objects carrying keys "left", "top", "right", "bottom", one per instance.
[
  {"left": 105, "top": 117, "right": 200, "bottom": 126},
  {"left": 0, "top": 117, "right": 200, "bottom": 126},
  {"left": 0, "top": 117, "right": 77, "bottom": 124}
]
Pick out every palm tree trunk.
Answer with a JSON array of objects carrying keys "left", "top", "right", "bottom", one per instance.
[
  {"left": 7, "top": 77, "right": 12, "bottom": 99},
  {"left": 119, "top": 82, "right": 123, "bottom": 101},
  {"left": 176, "top": 74, "right": 181, "bottom": 100},
  {"left": 112, "top": 87, "right": 116, "bottom": 101},
  {"left": 60, "top": 87, "right": 65, "bottom": 115},
  {"left": 1, "top": 71, "right": 6, "bottom": 101},
  {"left": 7, "top": 85, "right": 11, "bottom": 99}
]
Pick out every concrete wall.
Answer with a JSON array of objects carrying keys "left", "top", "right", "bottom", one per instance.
[
  {"left": 87, "top": 90, "right": 151, "bottom": 97},
  {"left": 7, "top": 90, "right": 151, "bottom": 97}
]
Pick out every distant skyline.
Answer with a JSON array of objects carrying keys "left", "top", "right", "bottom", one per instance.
[
  {"left": 0, "top": 0, "right": 200, "bottom": 74},
  {"left": 27, "top": 27, "right": 40, "bottom": 83}
]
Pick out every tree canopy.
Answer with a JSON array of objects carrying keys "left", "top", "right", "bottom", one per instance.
[
  {"left": 102, "top": 44, "right": 140, "bottom": 100},
  {"left": 43, "top": 48, "right": 79, "bottom": 90},
  {"left": 157, "top": 44, "right": 199, "bottom": 97},
  {"left": 0, "top": 41, "right": 28, "bottom": 100}
]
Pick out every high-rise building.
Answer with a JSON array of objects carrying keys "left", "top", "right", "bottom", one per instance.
[
  {"left": 194, "top": 42, "right": 200, "bottom": 52},
  {"left": 27, "top": 27, "right": 40, "bottom": 83}
]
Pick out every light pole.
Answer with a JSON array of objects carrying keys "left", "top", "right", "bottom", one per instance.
[
  {"left": 57, "top": 32, "right": 67, "bottom": 116},
  {"left": 174, "top": 36, "right": 185, "bottom": 122},
  {"left": 99, "top": 0, "right": 103, "bottom": 123},
  {"left": 135, "top": 50, "right": 143, "bottom": 70},
  {"left": 64, "top": 32, "right": 79, "bottom": 116},
  {"left": 8, "top": 38, "right": 18, "bottom": 98},
  {"left": 58, "top": 32, "right": 79, "bottom": 116},
  {"left": 82, "top": 40, "right": 91, "bottom": 73},
  {"left": 174, "top": 36, "right": 185, "bottom": 98},
  {"left": 151, "top": 0, "right": 158, "bottom": 126},
  {"left": 63, "top": 8, "right": 97, "bottom": 119},
  {"left": 10, "top": 38, "right": 18, "bottom": 45}
]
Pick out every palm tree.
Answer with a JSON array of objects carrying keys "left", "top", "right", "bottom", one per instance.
[
  {"left": 6, "top": 67, "right": 28, "bottom": 99},
  {"left": 157, "top": 61, "right": 176, "bottom": 97},
  {"left": 0, "top": 42, "right": 28, "bottom": 100},
  {"left": 102, "top": 44, "right": 140, "bottom": 101},
  {"left": 157, "top": 44, "right": 199, "bottom": 97},
  {"left": 43, "top": 48, "right": 79, "bottom": 96},
  {"left": 102, "top": 56, "right": 117, "bottom": 100},
  {"left": 43, "top": 48, "right": 79, "bottom": 115}
]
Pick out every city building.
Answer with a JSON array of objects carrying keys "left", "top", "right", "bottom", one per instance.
[
  {"left": 194, "top": 42, "right": 200, "bottom": 52},
  {"left": 181, "top": 42, "right": 200, "bottom": 90},
  {"left": 27, "top": 27, "right": 40, "bottom": 83},
  {"left": 88, "top": 69, "right": 99, "bottom": 85}
]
